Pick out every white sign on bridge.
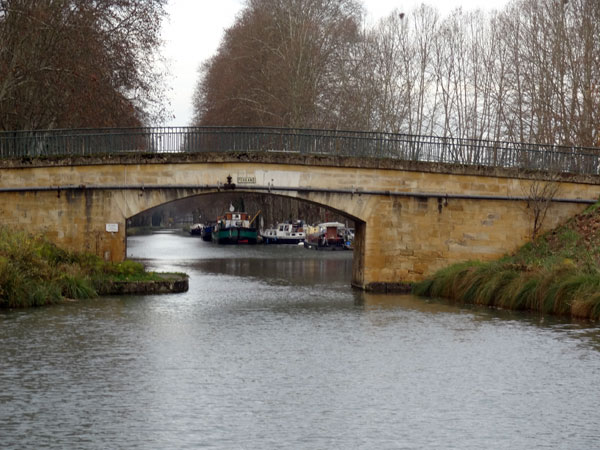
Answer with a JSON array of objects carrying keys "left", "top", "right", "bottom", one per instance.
[{"left": 237, "top": 175, "right": 256, "bottom": 185}]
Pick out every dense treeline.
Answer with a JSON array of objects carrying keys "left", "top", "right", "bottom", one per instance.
[
  {"left": 0, "top": 0, "right": 168, "bottom": 130},
  {"left": 194, "top": 0, "right": 600, "bottom": 147},
  {"left": 193, "top": 0, "right": 363, "bottom": 129}
]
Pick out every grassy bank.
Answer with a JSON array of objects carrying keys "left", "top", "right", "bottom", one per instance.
[
  {"left": 0, "top": 227, "right": 184, "bottom": 308},
  {"left": 413, "top": 202, "right": 600, "bottom": 320}
]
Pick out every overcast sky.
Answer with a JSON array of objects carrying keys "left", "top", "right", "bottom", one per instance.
[{"left": 160, "top": 0, "right": 512, "bottom": 127}]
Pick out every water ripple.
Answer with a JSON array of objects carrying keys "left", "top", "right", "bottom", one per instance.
[{"left": 1, "top": 233, "right": 599, "bottom": 449}]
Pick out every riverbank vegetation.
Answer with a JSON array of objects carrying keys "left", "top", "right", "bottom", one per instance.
[
  {"left": 0, "top": 228, "right": 182, "bottom": 308},
  {"left": 413, "top": 203, "right": 600, "bottom": 320}
]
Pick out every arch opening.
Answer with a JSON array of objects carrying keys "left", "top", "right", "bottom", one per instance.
[
  {"left": 125, "top": 190, "right": 366, "bottom": 288},
  {"left": 127, "top": 191, "right": 362, "bottom": 234}
]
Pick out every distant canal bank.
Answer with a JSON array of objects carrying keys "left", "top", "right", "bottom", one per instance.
[{"left": 1, "top": 232, "right": 598, "bottom": 449}]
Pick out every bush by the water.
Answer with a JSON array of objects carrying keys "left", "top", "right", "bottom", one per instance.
[
  {"left": 413, "top": 202, "right": 600, "bottom": 320},
  {"left": 0, "top": 228, "right": 147, "bottom": 308}
]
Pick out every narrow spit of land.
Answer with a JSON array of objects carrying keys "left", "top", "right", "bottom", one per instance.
[
  {"left": 414, "top": 202, "right": 600, "bottom": 321},
  {"left": 0, "top": 228, "right": 187, "bottom": 308}
]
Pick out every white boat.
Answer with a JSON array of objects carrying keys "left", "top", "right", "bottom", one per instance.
[{"left": 261, "top": 221, "right": 306, "bottom": 244}]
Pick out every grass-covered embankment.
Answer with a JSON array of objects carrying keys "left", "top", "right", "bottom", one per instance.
[
  {"left": 413, "top": 202, "right": 600, "bottom": 320},
  {"left": 0, "top": 227, "right": 186, "bottom": 308}
]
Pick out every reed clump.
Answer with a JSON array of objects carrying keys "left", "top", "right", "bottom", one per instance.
[
  {"left": 413, "top": 201, "right": 600, "bottom": 320},
  {"left": 0, "top": 227, "right": 151, "bottom": 308}
]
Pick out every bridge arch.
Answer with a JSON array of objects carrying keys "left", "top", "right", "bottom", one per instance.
[
  {"left": 126, "top": 189, "right": 364, "bottom": 227},
  {"left": 123, "top": 188, "right": 366, "bottom": 288}
]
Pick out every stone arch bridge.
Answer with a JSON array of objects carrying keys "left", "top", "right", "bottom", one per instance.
[{"left": 1, "top": 127, "right": 599, "bottom": 291}]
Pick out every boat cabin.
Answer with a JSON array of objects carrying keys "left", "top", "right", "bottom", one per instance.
[
  {"left": 261, "top": 220, "right": 306, "bottom": 244},
  {"left": 217, "top": 212, "right": 251, "bottom": 229}
]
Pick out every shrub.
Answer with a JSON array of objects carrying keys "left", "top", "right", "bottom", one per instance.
[
  {"left": 58, "top": 275, "right": 97, "bottom": 299},
  {"left": 0, "top": 227, "right": 152, "bottom": 307}
]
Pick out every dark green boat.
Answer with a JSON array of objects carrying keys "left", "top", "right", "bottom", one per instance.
[{"left": 212, "top": 211, "right": 258, "bottom": 244}]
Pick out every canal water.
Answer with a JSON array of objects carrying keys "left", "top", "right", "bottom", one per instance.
[{"left": 1, "top": 232, "right": 599, "bottom": 449}]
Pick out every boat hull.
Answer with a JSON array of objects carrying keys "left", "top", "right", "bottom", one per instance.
[
  {"left": 201, "top": 226, "right": 213, "bottom": 242},
  {"left": 262, "top": 236, "right": 305, "bottom": 245},
  {"left": 303, "top": 239, "right": 348, "bottom": 250},
  {"left": 212, "top": 227, "right": 258, "bottom": 245},
  {"left": 189, "top": 223, "right": 203, "bottom": 236}
]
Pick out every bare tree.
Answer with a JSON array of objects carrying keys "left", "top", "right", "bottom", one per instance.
[
  {"left": 497, "top": 0, "right": 600, "bottom": 147},
  {"left": 344, "top": 6, "right": 440, "bottom": 136},
  {"left": 409, "top": 5, "right": 440, "bottom": 137},
  {"left": 193, "top": 0, "right": 363, "bottom": 129},
  {"left": 523, "top": 177, "right": 561, "bottom": 240},
  {"left": 0, "top": 0, "right": 168, "bottom": 130}
]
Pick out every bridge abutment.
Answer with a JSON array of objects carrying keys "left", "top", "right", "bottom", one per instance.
[{"left": 0, "top": 190, "right": 126, "bottom": 262}]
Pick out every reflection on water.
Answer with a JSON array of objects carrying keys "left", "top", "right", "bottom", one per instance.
[
  {"left": 191, "top": 257, "right": 352, "bottom": 287},
  {"left": 0, "top": 232, "right": 599, "bottom": 449},
  {"left": 360, "top": 292, "right": 467, "bottom": 313}
]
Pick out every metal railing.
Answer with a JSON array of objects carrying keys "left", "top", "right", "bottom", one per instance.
[{"left": 1, "top": 126, "right": 599, "bottom": 175}]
